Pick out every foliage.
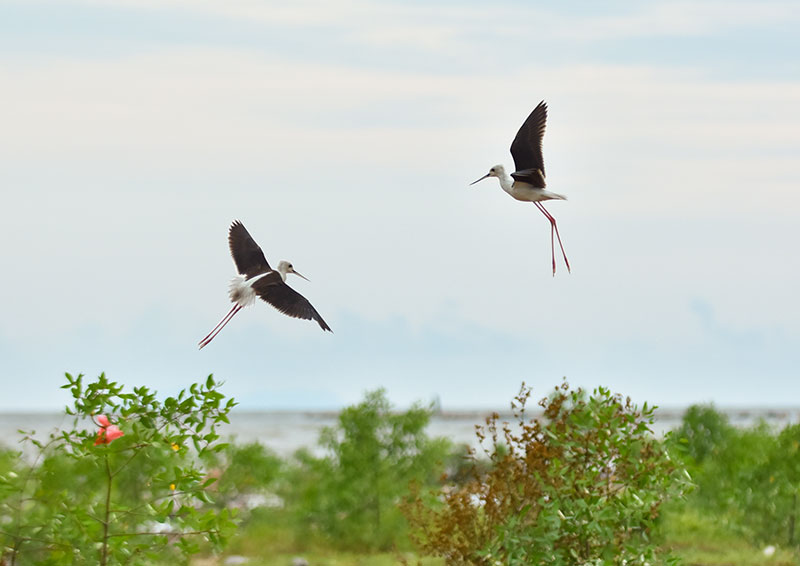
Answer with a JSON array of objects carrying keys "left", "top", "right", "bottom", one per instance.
[
  {"left": 667, "top": 404, "right": 800, "bottom": 547},
  {"left": 403, "top": 381, "right": 691, "bottom": 566},
  {"left": 288, "top": 389, "right": 451, "bottom": 551},
  {"left": 671, "top": 404, "right": 735, "bottom": 464},
  {"left": 206, "top": 441, "right": 283, "bottom": 508},
  {"left": 0, "top": 372, "right": 238, "bottom": 565},
  {"left": 7, "top": 375, "right": 800, "bottom": 565}
]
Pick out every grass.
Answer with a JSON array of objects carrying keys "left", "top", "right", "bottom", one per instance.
[
  {"left": 189, "top": 507, "right": 800, "bottom": 566},
  {"left": 194, "top": 553, "right": 443, "bottom": 566},
  {"left": 658, "top": 508, "right": 799, "bottom": 566},
  {"left": 199, "top": 508, "right": 444, "bottom": 566}
]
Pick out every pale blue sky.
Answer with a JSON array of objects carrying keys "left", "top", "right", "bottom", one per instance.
[{"left": 1, "top": 0, "right": 799, "bottom": 410}]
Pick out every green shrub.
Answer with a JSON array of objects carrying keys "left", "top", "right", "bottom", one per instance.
[
  {"left": 671, "top": 405, "right": 800, "bottom": 547},
  {"left": 672, "top": 404, "right": 735, "bottom": 464},
  {"left": 403, "top": 381, "right": 691, "bottom": 566},
  {"left": 0, "top": 372, "right": 237, "bottom": 565},
  {"left": 288, "top": 389, "right": 451, "bottom": 551},
  {"left": 207, "top": 441, "right": 283, "bottom": 506}
]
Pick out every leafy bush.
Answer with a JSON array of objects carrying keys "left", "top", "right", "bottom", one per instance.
[
  {"left": 767, "top": 424, "right": 800, "bottom": 545},
  {"left": 207, "top": 441, "right": 283, "bottom": 507},
  {"left": 0, "top": 372, "right": 237, "bottom": 565},
  {"left": 669, "top": 404, "right": 800, "bottom": 547},
  {"left": 403, "top": 381, "right": 691, "bottom": 566},
  {"left": 671, "top": 404, "right": 735, "bottom": 465},
  {"left": 289, "top": 389, "right": 451, "bottom": 551}
]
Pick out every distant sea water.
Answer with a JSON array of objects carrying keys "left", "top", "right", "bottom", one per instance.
[{"left": 2, "top": 408, "right": 799, "bottom": 457}]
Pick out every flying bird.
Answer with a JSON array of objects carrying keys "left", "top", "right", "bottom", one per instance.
[
  {"left": 198, "top": 220, "right": 331, "bottom": 349},
  {"left": 470, "top": 100, "right": 570, "bottom": 275}
]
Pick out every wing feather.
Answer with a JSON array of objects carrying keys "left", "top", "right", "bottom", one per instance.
[
  {"left": 509, "top": 101, "right": 547, "bottom": 186},
  {"left": 228, "top": 220, "right": 271, "bottom": 277},
  {"left": 252, "top": 279, "right": 332, "bottom": 332}
]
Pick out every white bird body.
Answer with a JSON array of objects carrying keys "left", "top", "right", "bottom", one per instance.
[
  {"left": 228, "top": 273, "right": 266, "bottom": 307},
  {"left": 509, "top": 185, "right": 566, "bottom": 203},
  {"left": 490, "top": 164, "right": 566, "bottom": 203}
]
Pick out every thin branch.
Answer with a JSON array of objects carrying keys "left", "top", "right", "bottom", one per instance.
[
  {"left": 0, "top": 529, "right": 73, "bottom": 549},
  {"left": 106, "top": 529, "right": 216, "bottom": 539},
  {"left": 100, "top": 454, "right": 113, "bottom": 566}
]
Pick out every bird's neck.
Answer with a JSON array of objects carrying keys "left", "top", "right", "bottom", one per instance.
[
  {"left": 275, "top": 263, "right": 289, "bottom": 282},
  {"left": 497, "top": 172, "right": 514, "bottom": 194}
]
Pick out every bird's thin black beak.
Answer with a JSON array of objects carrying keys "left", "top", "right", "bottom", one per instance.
[
  {"left": 292, "top": 269, "right": 310, "bottom": 282},
  {"left": 470, "top": 173, "right": 490, "bottom": 186}
]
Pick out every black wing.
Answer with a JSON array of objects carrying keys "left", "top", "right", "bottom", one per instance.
[
  {"left": 509, "top": 101, "right": 547, "bottom": 188},
  {"left": 252, "top": 278, "right": 332, "bottom": 332},
  {"left": 228, "top": 220, "right": 271, "bottom": 278}
]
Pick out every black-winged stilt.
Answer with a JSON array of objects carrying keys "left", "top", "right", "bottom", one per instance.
[
  {"left": 198, "top": 220, "right": 332, "bottom": 349},
  {"left": 470, "top": 100, "right": 570, "bottom": 275}
]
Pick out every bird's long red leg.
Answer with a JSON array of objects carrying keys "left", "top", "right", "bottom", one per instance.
[
  {"left": 199, "top": 305, "right": 242, "bottom": 349},
  {"left": 198, "top": 304, "right": 242, "bottom": 349},
  {"left": 534, "top": 202, "right": 571, "bottom": 274},
  {"left": 198, "top": 304, "right": 238, "bottom": 345},
  {"left": 536, "top": 202, "right": 557, "bottom": 275},
  {"left": 534, "top": 202, "right": 556, "bottom": 275}
]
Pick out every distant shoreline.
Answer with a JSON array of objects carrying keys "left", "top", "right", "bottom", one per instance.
[{"left": 3, "top": 407, "right": 799, "bottom": 457}]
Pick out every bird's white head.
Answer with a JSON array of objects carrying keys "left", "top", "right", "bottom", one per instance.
[
  {"left": 276, "top": 260, "right": 309, "bottom": 282},
  {"left": 470, "top": 164, "right": 505, "bottom": 186}
]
